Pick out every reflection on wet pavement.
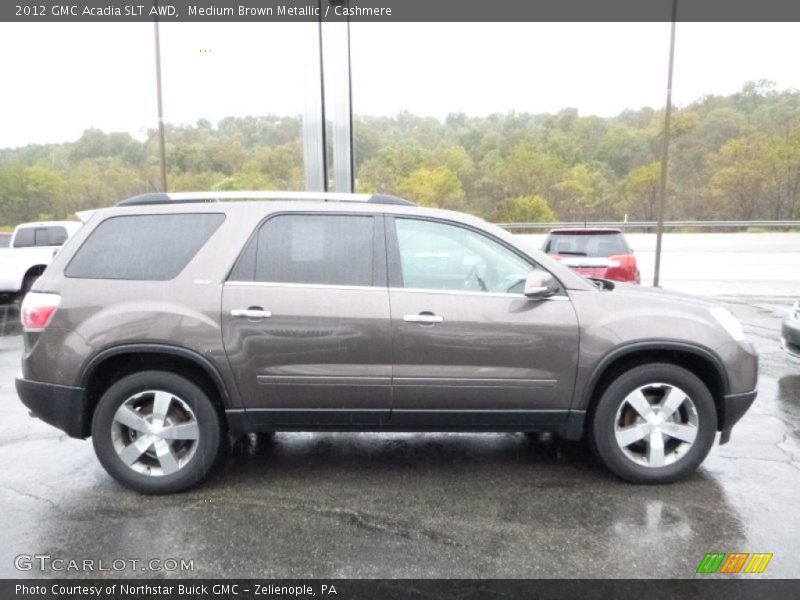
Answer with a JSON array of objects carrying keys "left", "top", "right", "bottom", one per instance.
[
  {"left": 0, "top": 304, "right": 21, "bottom": 337},
  {"left": 2, "top": 431, "right": 748, "bottom": 579}
]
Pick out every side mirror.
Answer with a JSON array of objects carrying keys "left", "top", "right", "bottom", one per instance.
[{"left": 524, "top": 270, "right": 559, "bottom": 298}]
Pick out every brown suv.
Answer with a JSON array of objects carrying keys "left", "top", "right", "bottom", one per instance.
[{"left": 16, "top": 192, "right": 758, "bottom": 493}]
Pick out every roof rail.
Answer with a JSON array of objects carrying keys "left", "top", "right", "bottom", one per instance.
[{"left": 116, "top": 191, "right": 416, "bottom": 207}]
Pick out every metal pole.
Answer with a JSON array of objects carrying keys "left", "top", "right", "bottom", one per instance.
[
  {"left": 653, "top": 0, "right": 677, "bottom": 287},
  {"left": 153, "top": 16, "right": 168, "bottom": 193},
  {"left": 327, "top": 14, "right": 355, "bottom": 192},
  {"left": 302, "top": 8, "right": 328, "bottom": 192}
]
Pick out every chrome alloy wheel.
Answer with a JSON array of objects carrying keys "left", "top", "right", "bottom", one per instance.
[
  {"left": 111, "top": 390, "right": 200, "bottom": 477},
  {"left": 613, "top": 383, "right": 699, "bottom": 468}
]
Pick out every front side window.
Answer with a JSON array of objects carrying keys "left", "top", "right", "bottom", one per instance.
[
  {"left": 230, "top": 214, "right": 375, "bottom": 287},
  {"left": 65, "top": 213, "right": 224, "bottom": 280},
  {"left": 394, "top": 218, "right": 533, "bottom": 294}
]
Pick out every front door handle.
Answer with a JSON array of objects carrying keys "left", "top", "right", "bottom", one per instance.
[
  {"left": 231, "top": 308, "right": 272, "bottom": 319},
  {"left": 404, "top": 313, "right": 444, "bottom": 325}
]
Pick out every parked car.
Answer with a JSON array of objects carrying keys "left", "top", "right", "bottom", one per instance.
[
  {"left": 0, "top": 232, "right": 11, "bottom": 248},
  {"left": 542, "top": 228, "right": 640, "bottom": 284},
  {"left": 781, "top": 300, "right": 800, "bottom": 358},
  {"left": 0, "top": 221, "right": 82, "bottom": 302},
  {"left": 17, "top": 192, "right": 757, "bottom": 493}
]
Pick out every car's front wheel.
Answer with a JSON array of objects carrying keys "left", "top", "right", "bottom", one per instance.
[
  {"left": 92, "top": 371, "right": 222, "bottom": 494},
  {"left": 591, "top": 363, "right": 717, "bottom": 484}
]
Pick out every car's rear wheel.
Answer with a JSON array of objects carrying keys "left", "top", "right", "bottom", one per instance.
[
  {"left": 92, "top": 371, "right": 222, "bottom": 494},
  {"left": 590, "top": 363, "right": 717, "bottom": 484}
]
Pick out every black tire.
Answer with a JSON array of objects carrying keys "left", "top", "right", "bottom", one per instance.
[
  {"left": 590, "top": 363, "right": 717, "bottom": 484},
  {"left": 92, "top": 371, "right": 222, "bottom": 494},
  {"left": 19, "top": 272, "right": 39, "bottom": 301}
]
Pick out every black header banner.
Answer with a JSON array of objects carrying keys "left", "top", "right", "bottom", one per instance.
[
  {"left": 3, "top": 0, "right": 800, "bottom": 23},
  {"left": 4, "top": 579, "right": 800, "bottom": 600}
]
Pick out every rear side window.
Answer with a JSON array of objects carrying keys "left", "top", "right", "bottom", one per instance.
[
  {"left": 543, "top": 233, "right": 630, "bottom": 257},
  {"left": 13, "top": 226, "right": 68, "bottom": 247},
  {"left": 65, "top": 213, "right": 224, "bottom": 280},
  {"left": 230, "top": 214, "right": 375, "bottom": 287}
]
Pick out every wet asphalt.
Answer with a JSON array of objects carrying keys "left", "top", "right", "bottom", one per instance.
[{"left": 0, "top": 296, "right": 798, "bottom": 579}]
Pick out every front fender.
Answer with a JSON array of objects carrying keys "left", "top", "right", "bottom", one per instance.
[{"left": 575, "top": 340, "right": 730, "bottom": 411}]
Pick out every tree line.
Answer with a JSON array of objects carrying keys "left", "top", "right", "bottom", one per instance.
[{"left": 1, "top": 80, "right": 799, "bottom": 228}]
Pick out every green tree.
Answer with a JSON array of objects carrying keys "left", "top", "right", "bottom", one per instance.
[
  {"left": 707, "top": 137, "right": 766, "bottom": 220},
  {"left": 552, "top": 164, "right": 612, "bottom": 221},
  {"left": 496, "top": 140, "right": 565, "bottom": 200},
  {"left": 493, "top": 195, "right": 557, "bottom": 223},
  {"left": 212, "top": 169, "right": 277, "bottom": 191},
  {"left": 619, "top": 162, "right": 661, "bottom": 220},
  {"left": 63, "top": 158, "right": 143, "bottom": 214},
  {"left": 0, "top": 165, "right": 66, "bottom": 225},
  {"left": 396, "top": 166, "right": 465, "bottom": 210}
]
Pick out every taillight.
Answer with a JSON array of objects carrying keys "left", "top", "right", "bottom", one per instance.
[
  {"left": 20, "top": 292, "right": 61, "bottom": 330},
  {"left": 606, "top": 254, "right": 639, "bottom": 283}
]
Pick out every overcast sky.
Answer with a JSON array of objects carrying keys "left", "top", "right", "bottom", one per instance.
[{"left": 1, "top": 22, "right": 799, "bottom": 149}]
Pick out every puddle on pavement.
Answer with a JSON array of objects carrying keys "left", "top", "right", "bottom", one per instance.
[{"left": 0, "top": 304, "right": 21, "bottom": 337}]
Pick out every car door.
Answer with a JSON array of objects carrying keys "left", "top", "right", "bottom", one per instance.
[
  {"left": 221, "top": 212, "right": 392, "bottom": 426},
  {"left": 386, "top": 216, "right": 580, "bottom": 424}
]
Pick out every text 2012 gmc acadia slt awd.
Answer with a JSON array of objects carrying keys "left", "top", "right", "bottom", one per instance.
[{"left": 16, "top": 191, "right": 758, "bottom": 494}]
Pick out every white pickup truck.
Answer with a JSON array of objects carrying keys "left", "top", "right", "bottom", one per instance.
[{"left": 0, "top": 221, "right": 82, "bottom": 302}]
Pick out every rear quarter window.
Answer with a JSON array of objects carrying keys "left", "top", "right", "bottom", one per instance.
[{"left": 65, "top": 213, "right": 224, "bottom": 280}]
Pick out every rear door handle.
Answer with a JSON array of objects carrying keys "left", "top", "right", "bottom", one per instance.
[
  {"left": 404, "top": 313, "right": 444, "bottom": 325},
  {"left": 231, "top": 308, "right": 272, "bottom": 319}
]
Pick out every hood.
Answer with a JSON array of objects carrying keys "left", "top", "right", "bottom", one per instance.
[{"left": 600, "top": 281, "right": 720, "bottom": 309}]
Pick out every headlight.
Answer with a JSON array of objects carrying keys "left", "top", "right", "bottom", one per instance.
[{"left": 709, "top": 306, "right": 746, "bottom": 341}]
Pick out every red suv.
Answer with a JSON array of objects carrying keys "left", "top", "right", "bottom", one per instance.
[{"left": 542, "top": 228, "right": 640, "bottom": 284}]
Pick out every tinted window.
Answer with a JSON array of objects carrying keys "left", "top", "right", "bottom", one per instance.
[
  {"left": 230, "top": 214, "right": 375, "bottom": 287},
  {"left": 39, "top": 226, "right": 68, "bottom": 246},
  {"left": 14, "top": 227, "right": 59, "bottom": 247},
  {"left": 394, "top": 218, "right": 532, "bottom": 293},
  {"left": 12, "top": 228, "right": 34, "bottom": 247},
  {"left": 13, "top": 226, "right": 68, "bottom": 247},
  {"left": 543, "top": 232, "right": 629, "bottom": 257},
  {"left": 66, "top": 213, "right": 224, "bottom": 280}
]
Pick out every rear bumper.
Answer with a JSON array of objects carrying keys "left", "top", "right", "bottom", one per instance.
[
  {"left": 717, "top": 389, "right": 757, "bottom": 444},
  {"left": 15, "top": 376, "right": 89, "bottom": 439}
]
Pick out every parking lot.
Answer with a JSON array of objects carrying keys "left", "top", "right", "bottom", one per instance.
[{"left": 0, "top": 232, "right": 798, "bottom": 579}]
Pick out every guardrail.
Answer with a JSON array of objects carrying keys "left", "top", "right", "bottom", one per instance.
[{"left": 497, "top": 220, "right": 800, "bottom": 231}]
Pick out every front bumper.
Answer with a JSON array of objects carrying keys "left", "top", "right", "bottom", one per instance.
[
  {"left": 15, "top": 376, "right": 89, "bottom": 439},
  {"left": 781, "top": 314, "right": 800, "bottom": 358},
  {"left": 717, "top": 389, "right": 757, "bottom": 444}
]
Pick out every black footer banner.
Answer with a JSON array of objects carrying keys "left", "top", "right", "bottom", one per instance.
[{"left": 3, "top": 579, "right": 800, "bottom": 600}]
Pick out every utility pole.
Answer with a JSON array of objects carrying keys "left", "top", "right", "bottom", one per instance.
[
  {"left": 303, "top": 6, "right": 328, "bottom": 192},
  {"left": 153, "top": 15, "right": 168, "bottom": 192},
  {"left": 653, "top": 0, "right": 677, "bottom": 287}
]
